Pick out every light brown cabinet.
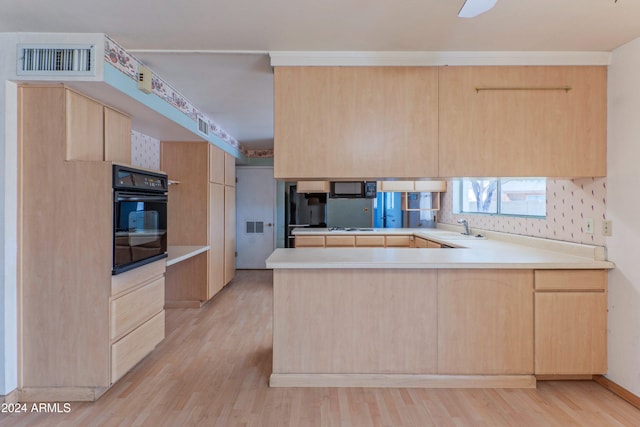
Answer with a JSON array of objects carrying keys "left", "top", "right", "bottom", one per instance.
[
  {"left": 437, "top": 270, "right": 534, "bottom": 374},
  {"left": 104, "top": 106, "right": 132, "bottom": 164},
  {"left": 274, "top": 66, "right": 439, "bottom": 180},
  {"left": 18, "top": 85, "right": 158, "bottom": 401},
  {"left": 297, "top": 181, "right": 330, "bottom": 193},
  {"left": 326, "top": 235, "right": 356, "bottom": 247},
  {"left": 63, "top": 88, "right": 132, "bottom": 163},
  {"left": 161, "top": 141, "right": 236, "bottom": 304},
  {"left": 439, "top": 66, "right": 607, "bottom": 177},
  {"left": 534, "top": 270, "right": 607, "bottom": 375}
]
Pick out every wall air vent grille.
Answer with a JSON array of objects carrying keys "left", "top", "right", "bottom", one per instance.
[
  {"left": 197, "top": 117, "right": 209, "bottom": 136},
  {"left": 18, "top": 44, "right": 95, "bottom": 76}
]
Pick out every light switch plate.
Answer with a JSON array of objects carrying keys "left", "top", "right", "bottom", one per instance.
[
  {"left": 584, "top": 218, "right": 594, "bottom": 234},
  {"left": 602, "top": 220, "right": 613, "bottom": 237}
]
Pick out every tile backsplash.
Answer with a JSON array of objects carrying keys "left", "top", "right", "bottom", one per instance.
[
  {"left": 131, "top": 130, "right": 160, "bottom": 170},
  {"left": 439, "top": 178, "right": 607, "bottom": 246}
]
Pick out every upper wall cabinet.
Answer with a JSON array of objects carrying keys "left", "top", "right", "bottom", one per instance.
[
  {"left": 438, "top": 66, "right": 607, "bottom": 178},
  {"left": 274, "top": 66, "right": 439, "bottom": 180},
  {"left": 104, "top": 106, "right": 132, "bottom": 164}
]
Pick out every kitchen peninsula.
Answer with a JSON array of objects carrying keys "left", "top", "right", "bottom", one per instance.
[{"left": 266, "top": 228, "right": 613, "bottom": 389}]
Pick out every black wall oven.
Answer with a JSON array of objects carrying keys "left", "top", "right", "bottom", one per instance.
[{"left": 112, "top": 165, "right": 168, "bottom": 275}]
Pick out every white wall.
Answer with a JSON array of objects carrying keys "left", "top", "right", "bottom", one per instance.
[
  {"left": 606, "top": 37, "right": 640, "bottom": 396},
  {"left": 0, "top": 34, "right": 19, "bottom": 396}
]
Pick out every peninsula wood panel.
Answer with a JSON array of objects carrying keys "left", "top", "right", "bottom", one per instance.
[
  {"left": 437, "top": 269, "right": 534, "bottom": 374},
  {"left": 273, "top": 269, "right": 438, "bottom": 374},
  {"left": 65, "top": 88, "right": 104, "bottom": 161},
  {"left": 274, "top": 66, "right": 439, "bottom": 179},
  {"left": 439, "top": 66, "right": 607, "bottom": 177},
  {"left": 103, "top": 106, "right": 132, "bottom": 164},
  {"left": 161, "top": 141, "right": 209, "bottom": 245},
  {"left": 19, "top": 86, "right": 113, "bottom": 388},
  {"left": 535, "top": 292, "right": 607, "bottom": 375}
]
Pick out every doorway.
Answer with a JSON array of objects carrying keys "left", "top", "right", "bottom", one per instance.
[{"left": 235, "top": 166, "right": 276, "bottom": 269}]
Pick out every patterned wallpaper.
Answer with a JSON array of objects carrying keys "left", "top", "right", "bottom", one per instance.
[
  {"left": 439, "top": 178, "right": 607, "bottom": 246},
  {"left": 131, "top": 130, "right": 160, "bottom": 170}
]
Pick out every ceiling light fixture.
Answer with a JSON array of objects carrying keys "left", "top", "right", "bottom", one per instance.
[{"left": 458, "top": 0, "right": 498, "bottom": 18}]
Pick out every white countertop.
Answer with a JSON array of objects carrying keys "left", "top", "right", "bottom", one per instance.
[
  {"left": 268, "top": 227, "right": 614, "bottom": 270},
  {"left": 166, "top": 245, "right": 210, "bottom": 267}
]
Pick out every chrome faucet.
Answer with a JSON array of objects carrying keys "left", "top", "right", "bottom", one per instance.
[{"left": 458, "top": 218, "right": 470, "bottom": 235}]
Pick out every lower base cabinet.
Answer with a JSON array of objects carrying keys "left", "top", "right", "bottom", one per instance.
[{"left": 534, "top": 270, "right": 607, "bottom": 375}]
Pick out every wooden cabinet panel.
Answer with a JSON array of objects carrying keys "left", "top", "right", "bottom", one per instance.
[
  {"left": 224, "top": 185, "right": 236, "bottom": 284},
  {"left": 439, "top": 66, "right": 607, "bottom": 177},
  {"left": 354, "top": 235, "right": 385, "bottom": 247},
  {"left": 111, "top": 259, "right": 166, "bottom": 296},
  {"left": 165, "top": 252, "right": 208, "bottom": 304},
  {"left": 437, "top": 270, "right": 534, "bottom": 374},
  {"left": 385, "top": 235, "right": 411, "bottom": 247},
  {"left": 104, "top": 106, "right": 132, "bottom": 164},
  {"left": 110, "top": 277, "right": 164, "bottom": 341},
  {"left": 161, "top": 142, "right": 209, "bottom": 246},
  {"left": 111, "top": 311, "right": 165, "bottom": 384},
  {"left": 295, "top": 235, "right": 325, "bottom": 247},
  {"left": 535, "top": 269, "right": 607, "bottom": 291},
  {"left": 414, "top": 237, "right": 429, "bottom": 248},
  {"left": 208, "top": 183, "right": 225, "bottom": 298},
  {"left": 209, "top": 145, "right": 225, "bottom": 184},
  {"left": 65, "top": 89, "right": 104, "bottom": 161},
  {"left": 535, "top": 292, "right": 607, "bottom": 375},
  {"left": 325, "top": 235, "right": 355, "bottom": 247},
  {"left": 427, "top": 240, "right": 442, "bottom": 248},
  {"left": 274, "top": 66, "right": 439, "bottom": 179},
  {"left": 297, "top": 181, "right": 330, "bottom": 193},
  {"left": 225, "top": 153, "right": 236, "bottom": 186},
  {"left": 273, "top": 269, "right": 438, "bottom": 374}
]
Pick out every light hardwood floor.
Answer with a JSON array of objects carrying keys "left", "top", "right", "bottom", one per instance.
[{"left": 2, "top": 270, "right": 639, "bottom": 427}]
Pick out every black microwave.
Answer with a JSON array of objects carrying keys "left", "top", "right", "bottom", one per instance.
[{"left": 329, "top": 181, "right": 377, "bottom": 199}]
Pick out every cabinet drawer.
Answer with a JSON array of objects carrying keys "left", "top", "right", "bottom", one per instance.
[
  {"left": 111, "top": 311, "right": 164, "bottom": 383},
  {"left": 111, "top": 259, "right": 166, "bottom": 296},
  {"left": 295, "top": 235, "right": 325, "bottom": 247},
  {"left": 325, "top": 235, "right": 355, "bottom": 247},
  {"left": 111, "top": 277, "right": 164, "bottom": 341},
  {"left": 535, "top": 270, "right": 606, "bottom": 291},
  {"left": 385, "top": 235, "right": 411, "bottom": 247},
  {"left": 355, "top": 235, "right": 385, "bottom": 247}
]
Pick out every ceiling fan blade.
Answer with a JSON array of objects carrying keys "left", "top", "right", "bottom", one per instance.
[{"left": 458, "top": 0, "right": 498, "bottom": 18}]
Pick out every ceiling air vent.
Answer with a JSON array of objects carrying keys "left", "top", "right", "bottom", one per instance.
[
  {"left": 197, "top": 117, "right": 209, "bottom": 136},
  {"left": 17, "top": 44, "right": 95, "bottom": 76}
]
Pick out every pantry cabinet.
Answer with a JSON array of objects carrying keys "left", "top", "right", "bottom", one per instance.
[
  {"left": 439, "top": 66, "right": 607, "bottom": 177},
  {"left": 534, "top": 270, "right": 607, "bottom": 375},
  {"left": 274, "top": 66, "right": 439, "bottom": 180},
  {"left": 161, "top": 141, "right": 237, "bottom": 304}
]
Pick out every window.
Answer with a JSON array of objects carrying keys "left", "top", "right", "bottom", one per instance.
[{"left": 455, "top": 178, "right": 546, "bottom": 217}]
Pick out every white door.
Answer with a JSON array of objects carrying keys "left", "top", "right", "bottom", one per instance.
[{"left": 235, "top": 166, "right": 276, "bottom": 269}]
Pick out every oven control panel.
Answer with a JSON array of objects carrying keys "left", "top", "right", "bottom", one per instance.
[{"left": 113, "top": 165, "right": 168, "bottom": 193}]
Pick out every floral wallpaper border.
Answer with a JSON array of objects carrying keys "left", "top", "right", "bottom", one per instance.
[{"left": 104, "top": 35, "right": 264, "bottom": 157}]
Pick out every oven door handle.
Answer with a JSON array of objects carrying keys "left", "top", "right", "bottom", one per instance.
[{"left": 115, "top": 192, "right": 167, "bottom": 203}]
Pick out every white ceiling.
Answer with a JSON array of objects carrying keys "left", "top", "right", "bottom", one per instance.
[{"left": 3, "top": 0, "right": 640, "bottom": 150}]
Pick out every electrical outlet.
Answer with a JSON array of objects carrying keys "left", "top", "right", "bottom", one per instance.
[
  {"left": 584, "top": 218, "right": 594, "bottom": 234},
  {"left": 602, "top": 219, "right": 613, "bottom": 237}
]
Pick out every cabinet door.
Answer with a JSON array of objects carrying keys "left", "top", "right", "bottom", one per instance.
[
  {"left": 161, "top": 141, "right": 209, "bottom": 245},
  {"left": 297, "top": 181, "right": 330, "bottom": 193},
  {"left": 535, "top": 292, "right": 607, "bottom": 375},
  {"left": 295, "top": 235, "right": 325, "bottom": 247},
  {"left": 325, "top": 235, "right": 355, "bottom": 247},
  {"left": 104, "top": 107, "right": 132, "bottom": 164},
  {"left": 209, "top": 145, "right": 225, "bottom": 184},
  {"left": 438, "top": 270, "right": 534, "bottom": 374},
  {"left": 274, "top": 66, "right": 439, "bottom": 179},
  {"left": 208, "top": 183, "right": 225, "bottom": 298},
  {"left": 225, "top": 153, "right": 236, "bottom": 187},
  {"left": 65, "top": 89, "right": 104, "bottom": 161},
  {"left": 385, "top": 235, "right": 411, "bottom": 247},
  {"left": 224, "top": 185, "right": 236, "bottom": 284},
  {"left": 439, "top": 66, "right": 607, "bottom": 177},
  {"left": 414, "top": 237, "right": 429, "bottom": 248}
]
